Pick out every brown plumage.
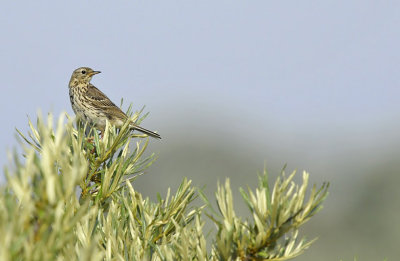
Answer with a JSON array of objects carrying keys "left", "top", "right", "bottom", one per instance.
[{"left": 68, "top": 67, "right": 161, "bottom": 139}]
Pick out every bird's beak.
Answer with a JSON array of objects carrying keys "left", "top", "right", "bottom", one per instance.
[{"left": 89, "top": 71, "right": 101, "bottom": 76}]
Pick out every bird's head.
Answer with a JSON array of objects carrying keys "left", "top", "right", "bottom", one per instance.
[{"left": 69, "top": 67, "right": 101, "bottom": 86}]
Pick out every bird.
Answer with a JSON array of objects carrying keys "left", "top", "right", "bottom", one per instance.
[{"left": 68, "top": 67, "right": 161, "bottom": 139}]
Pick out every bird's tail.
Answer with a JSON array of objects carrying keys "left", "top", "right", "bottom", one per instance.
[{"left": 130, "top": 124, "right": 161, "bottom": 139}]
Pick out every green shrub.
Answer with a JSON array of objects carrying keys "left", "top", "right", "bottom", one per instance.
[{"left": 0, "top": 112, "right": 328, "bottom": 261}]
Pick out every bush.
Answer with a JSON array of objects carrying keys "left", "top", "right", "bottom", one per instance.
[{"left": 0, "top": 112, "right": 328, "bottom": 260}]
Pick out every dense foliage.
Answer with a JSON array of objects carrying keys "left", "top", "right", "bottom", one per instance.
[{"left": 0, "top": 112, "right": 328, "bottom": 260}]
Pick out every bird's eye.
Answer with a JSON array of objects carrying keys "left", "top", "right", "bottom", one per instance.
[{"left": 81, "top": 70, "right": 86, "bottom": 74}]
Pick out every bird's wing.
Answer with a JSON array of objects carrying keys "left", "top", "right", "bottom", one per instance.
[
  {"left": 86, "top": 84, "right": 118, "bottom": 107},
  {"left": 86, "top": 84, "right": 127, "bottom": 119}
]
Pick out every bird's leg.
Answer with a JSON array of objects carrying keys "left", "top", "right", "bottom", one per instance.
[
  {"left": 86, "top": 136, "right": 96, "bottom": 155},
  {"left": 88, "top": 129, "right": 104, "bottom": 154},
  {"left": 86, "top": 129, "right": 103, "bottom": 142}
]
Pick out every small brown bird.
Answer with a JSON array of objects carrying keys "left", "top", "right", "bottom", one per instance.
[{"left": 68, "top": 67, "right": 161, "bottom": 139}]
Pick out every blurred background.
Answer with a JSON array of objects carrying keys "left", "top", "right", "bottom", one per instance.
[{"left": 1, "top": 1, "right": 399, "bottom": 260}]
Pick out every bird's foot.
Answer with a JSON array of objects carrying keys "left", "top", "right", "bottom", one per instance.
[{"left": 85, "top": 136, "right": 97, "bottom": 154}]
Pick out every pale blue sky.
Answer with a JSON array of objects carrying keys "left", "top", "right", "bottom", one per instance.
[
  {"left": 2, "top": 1, "right": 399, "bottom": 173},
  {"left": 1, "top": 1, "right": 400, "bottom": 260}
]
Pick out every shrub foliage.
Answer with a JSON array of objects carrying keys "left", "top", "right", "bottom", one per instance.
[{"left": 0, "top": 112, "right": 329, "bottom": 260}]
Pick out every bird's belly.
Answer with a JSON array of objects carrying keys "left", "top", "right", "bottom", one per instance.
[
  {"left": 86, "top": 111, "right": 107, "bottom": 128},
  {"left": 72, "top": 96, "right": 107, "bottom": 129}
]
